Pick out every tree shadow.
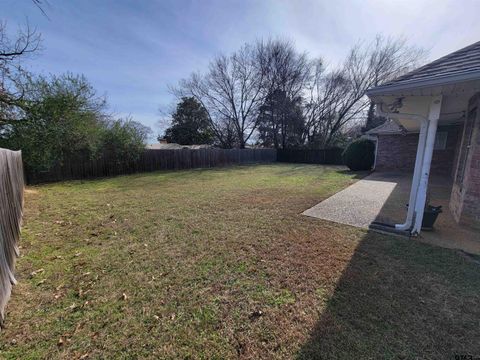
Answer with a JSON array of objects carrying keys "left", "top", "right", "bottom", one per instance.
[
  {"left": 297, "top": 173, "right": 480, "bottom": 359},
  {"left": 297, "top": 231, "right": 480, "bottom": 359}
]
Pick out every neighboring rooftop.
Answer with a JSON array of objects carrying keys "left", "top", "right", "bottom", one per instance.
[
  {"left": 367, "top": 41, "right": 480, "bottom": 94},
  {"left": 365, "top": 120, "right": 406, "bottom": 135},
  {"left": 147, "top": 143, "right": 213, "bottom": 150}
]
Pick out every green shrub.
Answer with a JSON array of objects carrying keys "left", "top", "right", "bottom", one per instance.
[{"left": 342, "top": 138, "right": 375, "bottom": 171}]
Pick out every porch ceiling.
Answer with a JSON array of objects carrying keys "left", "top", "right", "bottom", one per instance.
[{"left": 370, "top": 79, "right": 480, "bottom": 132}]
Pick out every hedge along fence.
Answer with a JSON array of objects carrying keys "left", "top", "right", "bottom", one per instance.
[
  {"left": 277, "top": 148, "right": 344, "bottom": 165},
  {"left": 25, "top": 148, "right": 278, "bottom": 184},
  {"left": 0, "top": 148, "right": 24, "bottom": 326}
]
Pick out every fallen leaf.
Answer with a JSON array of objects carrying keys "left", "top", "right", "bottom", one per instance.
[
  {"left": 66, "top": 303, "right": 78, "bottom": 311},
  {"left": 30, "top": 268, "right": 44, "bottom": 278}
]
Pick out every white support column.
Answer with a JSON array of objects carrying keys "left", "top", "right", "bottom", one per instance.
[
  {"left": 411, "top": 96, "right": 443, "bottom": 235},
  {"left": 395, "top": 119, "right": 428, "bottom": 230},
  {"left": 372, "top": 137, "right": 378, "bottom": 171}
]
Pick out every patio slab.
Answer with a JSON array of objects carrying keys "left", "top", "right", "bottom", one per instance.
[
  {"left": 304, "top": 171, "right": 480, "bottom": 255},
  {"left": 302, "top": 173, "right": 397, "bottom": 228}
]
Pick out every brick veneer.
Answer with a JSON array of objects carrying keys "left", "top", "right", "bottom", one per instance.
[
  {"left": 450, "top": 93, "right": 480, "bottom": 229},
  {"left": 375, "top": 125, "right": 461, "bottom": 177}
]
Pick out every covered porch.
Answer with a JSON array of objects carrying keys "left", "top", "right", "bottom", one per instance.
[
  {"left": 303, "top": 171, "right": 480, "bottom": 254},
  {"left": 368, "top": 172, "right": 480, "bottom": 254},
  {"left": 306, "top": 41, "right": 480, "bottom": 253},
  {"left": 365, "top": 41, "right": 480, "bottom": 237}
]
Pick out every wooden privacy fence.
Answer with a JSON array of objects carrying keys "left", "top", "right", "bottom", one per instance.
[
  {"left": 277, "top": 148, "right": 344, "bottom": 165},
  {"left": 0, "top": 148, "right": 24, "bottom": 326},
  {"left": 25, "top": 148, "right": 277, "bottom": 184}
]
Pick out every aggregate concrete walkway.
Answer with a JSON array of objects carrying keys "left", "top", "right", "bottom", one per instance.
[
  {"left": 304, "top": 171, "right": 480, "bottom": 255},
  {"left": 303, "top": 174, "right": 398, "bottom": 228}
]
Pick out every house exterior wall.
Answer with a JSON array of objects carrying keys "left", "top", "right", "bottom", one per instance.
[
  {"left": 450, "top": 93, "right": 480, "bottom": 229},
  {"left": 375, "top": 125, "right": 461, "bottom": 176}
]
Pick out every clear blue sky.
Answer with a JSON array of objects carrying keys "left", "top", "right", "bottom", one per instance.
[{"left": 2, "top": 0, "right": 479, "bottom": 141}]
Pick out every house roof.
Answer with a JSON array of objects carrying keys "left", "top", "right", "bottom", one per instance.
[
  {"left": 366, "top": 41, "right": 480, "bottom": 95},
  {"left": 146, "top": 143, "right": 212, "bottom": 150},
  {"left": 365, "top": 120, "right": 406, "bottom": 135}
]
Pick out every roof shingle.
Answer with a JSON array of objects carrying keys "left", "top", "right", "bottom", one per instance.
[{"left": 369, "top": 41, "right": 480, "bottom": 92}]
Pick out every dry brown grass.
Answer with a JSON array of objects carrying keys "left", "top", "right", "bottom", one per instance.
[{"left": 1, "top": 164, "right": 479, "bottom": 359}]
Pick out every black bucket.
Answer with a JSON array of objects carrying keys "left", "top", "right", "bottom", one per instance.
[
  {"left": 406, "top": 204, "right": 443, "bottom": 231},
  {"left": 422, "top": 205, "right": 443, "bottom": 230}
]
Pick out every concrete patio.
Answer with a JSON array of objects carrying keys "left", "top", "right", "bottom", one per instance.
[{"left": 304, "top": 171, "right": 480, "bottom": 255}]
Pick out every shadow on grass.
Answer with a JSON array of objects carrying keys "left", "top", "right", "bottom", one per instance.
[
  {"left": 297, "top": 224, "right": 480, "bottom": 359},
  {"left": 298, "top": 169, "right": 480, "bottom": 358}
]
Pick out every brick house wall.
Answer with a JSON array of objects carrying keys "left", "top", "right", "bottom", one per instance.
[
  {"left": 450, "top": 93, "right": 480, "bottom": 229},
  {"left": 375, "top": 125, "right": 462, "bottom": 177}
]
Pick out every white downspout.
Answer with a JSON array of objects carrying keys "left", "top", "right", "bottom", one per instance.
[
  {"left": 376, "top": 105, "right": 428, "bottom": 231},
  {"left": 396, "top": 120, "right": 428, "bottom": 230},
  {"left": 411, "top": 96, "right": 443, "bottom": 234}
]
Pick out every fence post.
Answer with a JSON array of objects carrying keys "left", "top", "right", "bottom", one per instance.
[{"left": 0, "top": 148, "right": 24, "bottom": 325}]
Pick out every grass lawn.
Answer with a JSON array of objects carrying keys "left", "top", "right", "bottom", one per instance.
[{"left": 1, "top": 164, "right": 479, "bottom": 359}]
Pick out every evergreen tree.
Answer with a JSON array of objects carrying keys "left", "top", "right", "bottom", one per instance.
[{"left": 162, "top": 97, "right": 214, "bottom": 145}]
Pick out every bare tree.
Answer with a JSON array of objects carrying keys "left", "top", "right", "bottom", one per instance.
[
  {"left": 171, "top": 35, "right": 425, "bottom": 149},
  {"left": 363, "top": 35, "right": 426, "bottom": 130},
  {"left": 304, "top": 66, "right": 356, "bottom": 147},
  {"left": 0, "top": 22, "right": 41, "bottom": 124},
  {"left": 256, "top": 39, "right": 312, "bottom": 148},
  {"left": 257, "top": 38, "right": 312, "bottom": 99},
  {"left": 304, "top": 35, "right": 426, "bottom": 147},
  {"left": 31, "top": 0, "right": 51, "bottom": 19},
  {"left": 173, "top": 43, "right": 264, "bottom": 148}
]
